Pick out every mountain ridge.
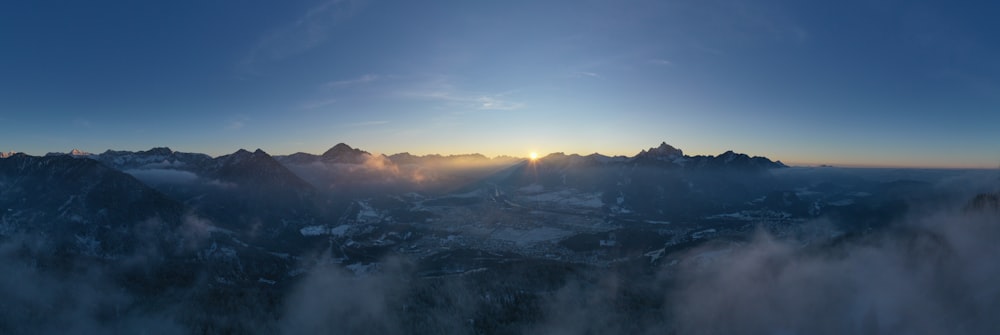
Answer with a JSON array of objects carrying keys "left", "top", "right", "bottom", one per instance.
[{"left": 16, "top": 141, "right": 784, "bottom": 164}]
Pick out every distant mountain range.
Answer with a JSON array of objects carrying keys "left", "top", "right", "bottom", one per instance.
[
  {"left": 23, "top": 142, "right": 786, "bottom": 169},
  {"left": 0, "top": 141, "right": 789, "bottom": 242},
  {"left": 0, "top": 141, "right": 791, "bottom": 267},
  {"left": 17, "top": 141, "right": 786, "bottom": 195}
]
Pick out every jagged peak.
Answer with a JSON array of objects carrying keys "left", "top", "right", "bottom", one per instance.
[
  {"left": 141, "top": 147, "right": 174, "bottom": 156},
  {"left": 718, "top": 150, "right": 748, "bottom": 159},
  {"left": 635, "top": 142, "right": 683, "bottom": 160},
  {"left": 226, "top": 148, "right": 271, "bottom": 158},
  {"left": 69, "top": 148, "right": 91, "bottom": 156},
  {"left": 216, "top": 148, "right": 283, "bottom": 168}
]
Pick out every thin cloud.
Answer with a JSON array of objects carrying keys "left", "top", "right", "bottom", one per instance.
[
  {"left": 241, "top": 0, "right": 366, "bottom": 67},
  {"left": 405, "top": 90, "right": 525, "bottom": 111},
  {"left": 572, "top": 71, "right": 600, "bottom": 78},
  {"left": 401, "top": 77, "right": 525, "bottom": 112},
  {"left": 476, "top": 96, "right": 524, "bottom": 111},
  {"left": 323, "top": 74, "right": 380, "bottom": 88},
  {"left": 225, "top": 120, "right": 245, "bottom": 130},
  {"left": 649, "top": 59, "right": 673, "bottom": 66},
  {"left": 341, "top": 120, "right": 389, "bottom": 127}
]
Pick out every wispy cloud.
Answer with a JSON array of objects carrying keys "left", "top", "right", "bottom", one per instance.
[
  {"left": 400, "top": 76, "right": 525, "bottom": 112},
  {"left": 341, "top": 120, "right": 389, "bottom": 127},
  {"left": 476, "top": 96, "right": 524, "bottom": 111},
  {"left": 571, "top": 71, "right": 601, "bottom": 78},
  {"left": 649, "top": 58, "right": 673, "bottom": 66},
  {"left": 225, "top": 120, "right": 245, "bottom": 130},
  {"left": 406, "top": 90, "right": 525, "bottom": 111},
  {"left": 323, "top": 74, "right": 380, "bottom": 89},
  {"left": 241, "top": 0, "right": 366, "bottom": 67}
]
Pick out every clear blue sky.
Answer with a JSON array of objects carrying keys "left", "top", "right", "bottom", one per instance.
[{"left": 2, "top": 0, "right": 998, "bottom": 167}]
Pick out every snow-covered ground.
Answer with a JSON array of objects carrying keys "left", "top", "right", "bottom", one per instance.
[
  {"left": 827, "top": 199, "right": 855, "bottom": 206},
  {"left": 299, "top": 224, "right": 353, "bottom": 237},
  {"left": 706, "top": 210, "right": 792, "bottom": 221},
  {"left": 518, "top": 189, "right": 604, "bottom": 209}
]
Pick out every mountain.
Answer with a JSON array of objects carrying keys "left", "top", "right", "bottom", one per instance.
[
  {"left": 213, "top": 148, "right": 314, "bottom": 191},
  {"left": 276, "top": 144, "right": 523, "bottom": 195},
  {"left": 522, "top": 141, "right": 786, "bottom": 174},
  {"left": 0, "top": 153, "right": 184, "bottom": 257},
  {"left": 321, "top": 143, "right": 370, "bottom": 163},
  {"left": 494, "top": 142, "right": 788, "bottom": 219},
  {"left": 632, "top": 142, "right": 685, "bottom": 164},
  {"left": 43, "top": 148, "right": 93, "bottom": 157},
  {"left": 69, "top": 148, "right": 91, "bottom": 156},
  {"left": 0, "top": 152, "right": 307, "bottom": 327},
  {"left": 683, "top": 150, "right": 788, "bottom": 170},
  {"left": 628, "top": 142, "right": 786, "bottom": 170},
  {"left": 274, "top": 143, "right": 373, "bottom": 166},
  {"left": 96, "top": 147, "right": 214, "bottom": 171},
  {"left": 3, "top": 142, "right": 993, "bottom": 334},
  {"left": 191, "top": 149, "right": 325, "bottom": 250},
  {"left": 91, "top": 147, "right": 328, "bottom": 249},
  {"left": 95, "top": 147, "right": 314, "bottom": 194}
]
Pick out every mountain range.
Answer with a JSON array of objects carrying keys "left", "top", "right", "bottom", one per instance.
[
  {"left": 0, "top": 140, "right": 791, "bottom": 269},
  {"left": 2, "top": 141, "right": 993, "bottom": 333}
]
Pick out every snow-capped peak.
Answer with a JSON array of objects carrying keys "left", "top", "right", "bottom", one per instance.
[
  {"left": 141, "top": 147, "right": 174, "bottom": 156},
  {"left": 69, "top": 149, "right": 92, "bottom": 156}
]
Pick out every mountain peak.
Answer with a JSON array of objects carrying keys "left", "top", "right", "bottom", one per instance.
[
  {"left": 137, "top": 147, "right": 174, "bottom": 156},
  {"left": 635, "top": 142, "right": 683, "bottom": 160},
  {"left": 219, "top": 148, "right": 277, "bottom": 165},
  {"left": 321, "top": 143, "right": 370, "bottom": 163},
  {"left": 323, "top": 143, "right": 360, "bottom": 156},
  {"left": 69, "top": 148, "right": 91, "bottom": 156}
]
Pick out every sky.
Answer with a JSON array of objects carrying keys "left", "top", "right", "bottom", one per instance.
[{"left": 1, "top": 0, "right": 999, "bottom": 168}]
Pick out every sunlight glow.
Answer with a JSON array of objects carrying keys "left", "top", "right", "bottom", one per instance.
[{"left": 529, "top": 152, "right": 539, "bottom": 160}]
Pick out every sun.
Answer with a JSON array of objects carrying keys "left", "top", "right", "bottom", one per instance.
[{"left": 529, "top": 152, "right": 539, "bottom": 161}]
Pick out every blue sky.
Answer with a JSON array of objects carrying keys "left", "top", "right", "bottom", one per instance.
[{"left": 2, "top": 0, "right": 998, "bottom": 167}]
